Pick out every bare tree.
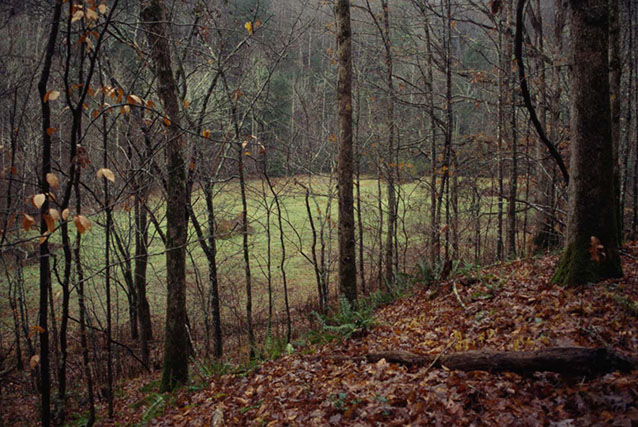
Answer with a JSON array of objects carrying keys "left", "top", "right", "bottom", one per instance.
[
  {"left": 140, "top": 0, "right": 190, "bottom": 391},
  {"left": 336, "top": 0, "right": 357, "bottom": 305}
]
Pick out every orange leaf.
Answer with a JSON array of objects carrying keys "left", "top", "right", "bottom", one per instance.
[
  {"left": 39, "top": 233, "right": 49, "bottom": 245},
  {"left": 127, "top": 94, "right": 142, "bottom": 106},
  {"left": 61, "top": 208, "right": 70, "bottom": 221},
  {"left": 588, "top": 236, "right": 606, "bottom": 263},
  {"left": 162, "top": 116, "right": 171, "bottom": 127},
  {"left": 74, "top": 215, "right": 91, "bottom": 234},
  {"left": 31, "top": 325, "right": 45, "bottom": 334},
  {"left": 44, "top": 215, "right": 55, "bottom": 233},
  {"left": 23, "top": 214, "right": 35, "bottom": 231},
  {"left": 202, "top": 129, "right": 211, "bottom": 139},
  {"left": 46, "top": 127, "right": 56, "bottom": 136}
]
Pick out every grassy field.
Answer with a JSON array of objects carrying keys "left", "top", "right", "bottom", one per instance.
[{"left": 3, "top": 174, "right": 510, "bottom": 352}]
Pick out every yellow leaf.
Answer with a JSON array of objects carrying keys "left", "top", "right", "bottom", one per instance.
[
  {"left": 61, "top": 208, "right": 70, "bottom": 221},
  {"left": 46, "top": 173, "right": 59, "bottom": 190},
  {"left": 44, "top": 90, "right": 60, "bottom": 102},
  {"left": 74, "top": 215, "right": 91, "bottom": 234},
  {"left": 23, "top": 214, "right": 35, "bottom": 231},
  {"left": 244, "top": 21, "right": 254, "bottom": 35},
  {"left": 202, "top": 129, "right": 211, "bottom": 139},
  {"left": 48, "top": 209, "right": 60, "bottom": 221},
  {"left": 127, "top": 94, "right": 142, "bottom": 106},
  {"left": 97, "top": 168, "right": 115, "bottom": 183},
  {"left": 46, "top": 127, "right": 56, "bottom": 136},
  {"left": 121, "top": 105, "right": 130, "bottom": 114},
  {"left": 30, "top": 355, "right": 40, "bottom": 370},
  {"left": 98, "top": 3, "right": 108, "bottom": 14},
  {"left": 71, "top": 10, "right": 84, "bottom": 23},
  {"left": 85, "top": 7, "right": 98, "bottom": 20},
  {"left": 33, "top": 194, "right": 46, "bottom": 209}
]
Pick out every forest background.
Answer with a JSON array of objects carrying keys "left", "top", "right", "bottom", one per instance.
[{"left": 0, "top": 0, "right": 637, "bottom": 424}]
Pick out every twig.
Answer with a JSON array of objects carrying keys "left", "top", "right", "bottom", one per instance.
[
  {"left": 423, "top": 338, "right": 458, "bottom": 374},
  {"left": 452, "top": 281, "right": 468, "bottom": 311},
  {"left": 68, "top": 316, "right": 150, "bottom": 372}
]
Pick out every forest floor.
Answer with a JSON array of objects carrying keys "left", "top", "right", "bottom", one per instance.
[
  {"left": 4, "top": 244, "right": 638, "bottom": 425},
  {"left": 98, "top": 243, "right": 638, "bottom": 426}
]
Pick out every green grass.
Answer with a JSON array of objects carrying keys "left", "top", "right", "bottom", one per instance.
[{"left": 3, "top": 174, "right": 513, "bottom": 349}]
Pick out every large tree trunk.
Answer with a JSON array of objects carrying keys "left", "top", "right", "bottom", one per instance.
[
  {"left": 140, "top": 0, "right": 189, "bottom": 391},
  {"left": 552, "top": 0, "right": 623, "bottom": 285},
  {"left": 336, "top": 0, "right": 357, "bottom": 305},
  {"left": 609, "top": 0, "right": 622, "bottom": 243},
  {"left": 359, "top": 347, "right": 636, "bottom": 376}
]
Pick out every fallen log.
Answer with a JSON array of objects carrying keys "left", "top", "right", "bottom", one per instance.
[{"left": 359, "top": 347, "right": 637, "bottom": 376}]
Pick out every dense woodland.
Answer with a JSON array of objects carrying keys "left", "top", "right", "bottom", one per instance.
[{"left": 0, "top": 0, "right": 637, "bottom": 424}]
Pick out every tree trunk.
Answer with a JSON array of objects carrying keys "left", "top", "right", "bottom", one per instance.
[
  {"left": 336, "top": 0, "right": 357, "bottom": 305},
  {"left": 552, "top": 0, "right": 623, "bottom": 284},
  {"left": 134, "top": 191, "right": 152, "bottom": 365},
  {"left": 140, "top": 0, "right": 189, "bottom": 391},
  {"left": 379, "top": 0, "right": 396, "bottom": 289},
  {"left": 37, "top": 3, "right": 63, "bottom": 424},
  {"left": 609, "top": 0, "right": 622, "bottom": 242}
]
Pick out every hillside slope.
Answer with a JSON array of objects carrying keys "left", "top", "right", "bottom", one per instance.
[{"left": 138, "top": 245, "right": 638, "bottom": 425}]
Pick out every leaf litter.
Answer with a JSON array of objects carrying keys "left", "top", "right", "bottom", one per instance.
[
  {"left": 138, "top": 243, "right": 638, "bottom": 426},
  {"left": 7, "top": 244, "right": 637, "bottom": 426}
]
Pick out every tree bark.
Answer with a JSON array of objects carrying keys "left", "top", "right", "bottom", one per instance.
[
  {"left": 140, "top": 0, "right": 189, "bottom": 391},
  {"left": 552, "top": 0, "right": 623, "bottom": 285},
  {"left": 609, "top": 0, "right": 622, "bottom": 242},
  {"left": 37, "top": 3, "right": 63, "bottom": 425},
  {"left": 336, "top": 0, "right": 357, "bottom": 305},
  {"left": 359, "top": 347, "right": 636, "bottom": 376}
]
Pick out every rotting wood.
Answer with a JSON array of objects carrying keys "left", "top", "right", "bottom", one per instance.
[{"left": 328, "top": 347, "right": 637, "bottom": 376}]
